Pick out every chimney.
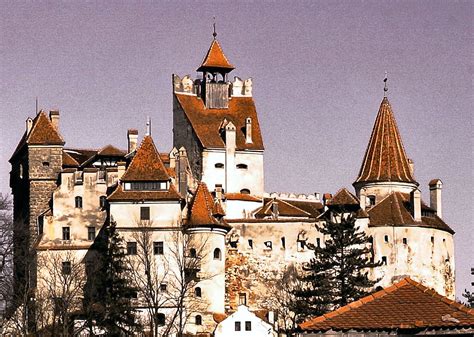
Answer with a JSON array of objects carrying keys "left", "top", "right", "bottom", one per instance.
[
  {"left": 127, "top": 129, "right": 138, "bottom": 153},
  {"left": 272, "top": 199, "right": 279, "bottom": 219},
  {"left": 408, "top": 158, "right": 415, "bottom": 177},
  {"left": 359, "top": 189, "right": 367, "bottom": 211},
  {"left": 215, "top": 184, "right": 223, "bottom": 200},
  {"left": 26, "top": 117, "right": 33, "bottom": 135},
  {"left": 49, "top": 110, "right": 60, "bottom": 130},
  {"left": 410, "top": 189, "right": 422, "bottom": 221},
  {"left": 178, "top": 147, "right": 188, "bottom": 195},
  {"left": 429, "top": 179, "right": 443, "bottom": 218},
  {"left": 117, "top": 161, "right": 126, "bottom": 180},
  {"left": 245, "top": 117, "right": 252, "bottom": 144}
]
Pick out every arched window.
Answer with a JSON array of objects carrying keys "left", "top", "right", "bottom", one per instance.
[
  {"left": 195, "top": 315, "right": 202, "bottom": 325},
  {"left": 240, "top": 188, "right": 250, "bottom": 194},
  {"left": 99, "top": 195, "right": 107, "bottom": 208},
  {"left": 157, "top": 313, "right": 165, "bottom": 326},
  {"left": 213, "top": 248, "right": 221, "bottom": 260},
  {"left": 190, "top": 248, "right": 197, "bottom": 258},
  {"left": 75, "top": 196, "right": 83, "bottom": 208},
  {"left": 214, "top": 163, "right": 224, "bottom": 168},
  {"left": 195, "top": 287, "right": 202, "bottom": 297},
  {"left": 236, "top": 163, "right": 248, "bottom": 169}
]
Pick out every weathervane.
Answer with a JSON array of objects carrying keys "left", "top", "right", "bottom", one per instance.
[
  {"left": 383, "top": 71, "right": 388, "bottom": 97},
  {"left": 212, "top": 16, "right": 217, "bottom": 39}
]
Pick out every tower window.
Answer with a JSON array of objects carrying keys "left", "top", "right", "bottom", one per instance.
[
  {"left": 382, "top": 256, "right": 387, "bottom": 265},
  {"left": 195, "top": 287, "right": 202, "bottom": 297},
  {"left": 140, "top": 206, "right": 150, "bottom": 221},
  {"left": 403, "top": 238, "right": 408, "bottom": 245},
  {"left": 62, "top": 227, "right": 70, "bottom": 241},
  {"left": 240, "top": 188, "right": 250, "bottom": 194},
  {"left": 368, "top": 195, "right": 376, "bottom": 206},
  {"left": 245, "top": 321, "right": 252, "bottom": 331},
  {"left": 154, "top": 241, "right": 164, "bottom": 255},
  {"left": 75, "top": 196, "right": 83, "bottom": 208},
  {"left": 127, "top": 242, "right": 137, "bottom": 255},
  {"left": 264, "top": 241, "right": 272, "bottom": 250},
  {"left": 248, "top": 239, "right": 253, "bottom": 249},
  {"left": 239, "top": 293, "right": 247, "bottom": 305},
  {"left": 384, "top": 235, "right": 389, "bottom": 243},
  {"left": 190, "top": 248, "right": 197, "bottom": 258},
  {"left": 157, "top": 313, "right": 165, "bottom": 326},
  {"left": 99, "top": 196, "right": 107, "bottom": 208},
  {"left": 236, "top": 163, "right": 248, "bottom": 169},
  {"left": 281, "top": 237, "right": 286, "bottom": 249},
  {"left": 160, "top": 283, "right": 167, "bottom": 292},
  {"left": 42, "top": 161, "right": 50, "bottom": 167},
  {"left": 62, "top": 261, "right": 71, "bottom": 275},
  {"left": 431, "top": 236, "right": 435, "bottom": 244},
  {"left": 87, "top": 227, "right": 96, "bottom": 241},
  {"left": 213, "top": 248, "right": 221, "bottom": 260},
  {"left": 214, "top": 163, "right": 224, "bottom": 168},
  {"left": 235, "top": 321, "right": 241, "bottom": 331},
  {"left": 316, "top": 238, "right": 321, "bottom": 247},
  {"left": 195, "top": 315, "right": 202, "bottom": 325}
]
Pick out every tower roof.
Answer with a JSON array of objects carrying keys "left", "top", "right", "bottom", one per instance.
[
  {"left": 197, "top": 38, "right": 235, "bottom": 73},
  {"left": 187, "top": 182, "right": 228, "bottom": 227},
  {"left": 120, "top": 135, "right": 170, "bottom": 182},
  {"left": 354, "top": 97, "right": 417, "bottom": 185}
]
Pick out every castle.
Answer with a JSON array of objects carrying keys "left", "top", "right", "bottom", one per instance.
[{"left": 8, "top": 33, "right": 455, "bottom": 335}]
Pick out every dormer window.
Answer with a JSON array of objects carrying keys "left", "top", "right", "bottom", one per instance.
[
  {"left": 368, "top": 195, "right": 376, "bottom": 206},
  {"left": 124, "top": 181, "right": 168, "bottom": 191},
  {"left": 236, "top": 163, "right": 248, "bottom": 169}
]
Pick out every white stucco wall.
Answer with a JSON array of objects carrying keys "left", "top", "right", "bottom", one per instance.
[{"left": 214, "top": 305, "right": 277, "bottom": 337}]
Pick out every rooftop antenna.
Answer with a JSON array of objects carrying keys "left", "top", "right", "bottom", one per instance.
[
  {"left": 383, "top": 71, "right": 388, "bottom": 97},
  {"left": 212, "top": 16, "right": 217, "bottom": 39},
  {"left": 146, "top": 116, "right": 151, "bottom": 136},
  {"left": 35, "top": 97, "right": 38, "bottom": 114}
]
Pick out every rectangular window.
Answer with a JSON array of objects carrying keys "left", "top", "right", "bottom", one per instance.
[
  {"left": 245, "top": 321, "right": 252, "bottom": 331},
  {"left": 384, "top": 235, "right": 389, "bottom": 243},
  {"left": 140, "top": 206, "right": 150, "bottom": 221},
  {"left": 382, "top": 256, "right": 387, "bottom": 265},
  {"left": 154, "top": 241, "right": 164, "bottom": 255},
  {"left": 235, "top": 321, "right": 241, "bottom": 331},
  {"left": 239, "top": 293, "right": 247, "bottom": 305},
  {"left": 248, "top": 239, "right": 253, "bottom": 249},
  {"left": 127, "top": 242, "right": 137, "bottom": 255},
  {"left": 160, "top": 283, "right": 167, "bottom": 292},
  {"left": 281, "top": 237, "right": 286, "bottom": 249},
  {"left": 62, "top": 261, "right": 71, "bottom": 275},
  {"left": 88, "top": 227, "right": 96, "bottom": 241},
  {"left": 316, "top": 238, "right": 321, "bottom": 247},
  {"left": 403, "top": 238, "right": 408, "bottom": 245},
  {"left": 62, "top": 227, "right": 70, "bottom": 241},
  {"left": 431, "top": 236, "right": 435, "bottom": 244}
]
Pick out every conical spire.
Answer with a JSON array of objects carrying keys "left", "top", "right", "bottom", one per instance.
[
  {"left": 197, "top": 38, "right": 234, "bottom": 74},
  {"left": 188, "top": 182, "right": 226, "bottom": 226},
  {"left": 354, "top": 97, "right": 417, "bottom": 185}
]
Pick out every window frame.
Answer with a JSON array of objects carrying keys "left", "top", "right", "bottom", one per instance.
[
  {"left": 213, "top": 248, "right": 221, "bottom": 260},
  {"left": 140, "top": 206, "right": 150, "bottom": 221},
  {"left": 75, "top": 196, "right": 83, "bottom": 209},
  {"left": 154, "top": 241, "right": 164, "bottom": 255},
  {"left": 127, "top": 241, "right": 137, "bottom": 255},
  {"left": 87, "top": 226, "right": 96, "bottom": 241},
  {"left": 62, "top": 227, "right": 71, "bottom": 241},
  {"left": 62, "top": 261, "right": 71, "bottom": 275}
]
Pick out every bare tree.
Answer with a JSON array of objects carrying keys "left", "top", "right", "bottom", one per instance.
[
  {"left": 0, "top": 193, "right": 13, "bottom": 326},
  {"left": 36, "top": 251, "right": 86, "bottom": 336}
]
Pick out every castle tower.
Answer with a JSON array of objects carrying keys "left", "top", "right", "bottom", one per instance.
[
  {"left": 186, "top": 182, "right": 230, "bottom": 333},
  {"left": 353, "top": 96, "right": 419, "bottom": 206},
  {"left": 9, "top": 110, "right": 64, "bottom": 310},
  {"left": 172, "top": 32, "right": 265, "bottom": 198}
]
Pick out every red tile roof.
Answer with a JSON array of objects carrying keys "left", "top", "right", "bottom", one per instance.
[
  {"left": 354, "top": 97, "right": 417, "bottom": 186},
  {"left": 62, "top": 151, "right": 80, "bottom": 167},
  {"left": 97, "top": 144, "right": 126, "bottom": 157},
  {"left": 107, "top": 183, "right": 182, "bottom": 202},
  {"left": 368, "top": 192, "right": 454, "bottom": 234},
  {"left": 187, "top": 182, "right": 229, "bottom": 228},
  {"left": 299, "top": 277, "right": 474, "bottom": 332},
  {"left": 255, "top": 198, "right": 313, "bottom": 218},
  {"left": 225, "top": 193, "right": 262, "bottom": 202},
  {"left": 121, "top": 136, "right": 170, "bottom": 182},
  {"left": 197, "top": 38, "right": 234, "bottom": 73},
  {"left": 175, "top": 93, "right": 264, "bottom": 151},
  {"left": 327, "top": 188, "right": 359, "bottom": 206}
]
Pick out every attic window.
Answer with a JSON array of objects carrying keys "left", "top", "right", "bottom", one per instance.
[
  {"left": 236, "top": 163, "right": 248, "bottom": 169},
  {"left": 126, "top": 181, "right": 168, "bottom": 191},
  {"left": 240, "top": 188, "right": 250, "bottom": 194},
  {"left": 215, "top": 163, "right": 224, "bottom": 169},
  {"left": 368, "top": 195, "right": 376, "bottom": 206}
]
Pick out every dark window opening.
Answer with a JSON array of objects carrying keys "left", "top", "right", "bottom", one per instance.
[
  {"left": 245, "top": 321, "right": 252, "bottom": 331},
  {"left": 281, "top": 237, "right": 286, "bottom": 249},
  {"left": 160, "top": 283, "right": 167, "bottom": 292},
  {"left": 368, "top": 195, "right": 376, "bottom": 206},
  {"left": 195, "top": 287, "right": 202, "bottom": 297},
  {"left": 213, "top": 248, "right": 221, "bottom": 260},
  {"left": 214, "top": 163, "right": 224, "bottom": 168},
  {"left": 299, "top": 240, "right": 306, "bottom": 249},
  {"left": 42, "top": 161, "right": 50, "bottom": 167},
  {"left": 62, "top": 261, "right": 71, "bottom": 275},
  {"left": 88, "top": 227, "right": 96, "bottom": 241},
  {"left": 403, "top": 238, "right": 408, "bottom": 245},
  {"left": 99, "top": 196, "right": 107, "bottom": 208},
  {"left": 240, "top": 188, "right": 250, "bottom": 194},
  {"left": 130, "top": 291, "right": 138, "bottom": 299},
  {"left": 62, "top": 227, "right": 70, "bottom": 241},
  {"left": 195, "top": 315, "right": 202, "bottom": 325},
  {"left": 264, "top": 241, "right": 272, "bottom": 250},
  {"left": 190, "top": 248, "right": 197, "bottom": 258},
  {"left": 431, "top": 236, "right": 435, "bottom": 244},
  {"left": 382, "top": 256, "right": 387, "bottom": 265},
  {"left": 127, "top": 181, "right": 167, "bottom": 191},
  {"left": 38, "top": 217, "right": 44, "bottom": 235},
  {"left": 127, "top": 242, "right": 137, "bottom": 255},
  {"left": 239, "top": 293, "right": 247, "bottom": 305},
  {"left": 236, "top": 163, "right": 248, "bottom": 169},
  {"left": 316, "top": 238, "right": 321, "bottom": 247},
  {"left": 75, "top": 196, "right": 83, "bottom": 208},
  {"left": 248, "top": 239, "right": 253, "bottom": 249},
  {"left": 384, "top": 235, "right": 389, "bottom": 243},
  {"left": 154, "top": 241, "right": 164, "bottom": 255},
  {"left": 157, "top": 313, "right": 165, "bottom": 326},
  {"left": 140, "top": 206, "right": 150, "bottom": 221},
  {"left": 235, "top": 321, "right": 241, "bottom": 331}
]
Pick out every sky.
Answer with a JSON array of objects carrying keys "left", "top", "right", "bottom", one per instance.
[{"left": 0, "top": 1, "right": 472, "bottom": 298}]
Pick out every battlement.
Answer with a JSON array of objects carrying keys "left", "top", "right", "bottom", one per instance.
[
  {"left": 173, "top": 74, "right": 253, "bottom": 98},
  {"left": 264, "top": 192, "right": 321, "bottom": 202}
]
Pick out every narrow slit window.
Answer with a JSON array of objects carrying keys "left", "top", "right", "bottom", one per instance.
[
  {"left": 236, "top": 163, "right": 248, "bottom": 169},
  {"left": 382, "top": 256, "right": 387, "bottom": 265},
  {"left": 62, "top": 227, "right": 70, "bottom": 241},
  {"left": 384, "top": 235, "right": 389, "bottom": 243},
  {"left": 75, "top": 196, "right": 83, "bottom": 208},
  {"left": 127, "top": 242, "right": 137, "bottom": 255}
]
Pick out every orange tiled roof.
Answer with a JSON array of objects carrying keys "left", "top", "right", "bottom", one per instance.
[
  {"left": 197, "top": 39, "right": 234, "bottom": 73},
  {"left": 97, "top": 144, "right": 126, "bottom": 157},
  {"left": 354, "top": 97, "right": 417, "bottom": 185},
  {"left": 299, "top": 277, "right": 474, "bottom": 332},
  {"left": 255, "top": 198, "right": 313, "bottom": 218},
  {"left": 368, "top": 192, "right": 454, "bottom": 234},
  {"left": 187, "top": 182, "right": 229, "bottom": 227},
  {"left": 107, "top": 183, "right": 182, "bottom": 202},
  {"left": 62, "top": 151, "right": 80, "bottom": 167},
  {"left": 175, "top": 93, "right": 264, "bottom": 151},
  {"left": 225, "top": 193, "right": 262, "bottom": 202},
  {"left": 10, "top": 111, "right": 65, "bottom": 161},
  {"left": 121, "top": 136, "right": 170, "bottom": 182},
  {"left": 327, "top": 188, "right": 359, "bottom": 206}
]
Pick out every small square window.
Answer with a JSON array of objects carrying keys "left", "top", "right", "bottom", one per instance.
[
  {"left": 127, "top": 242, "right": 137, "bottom": 255},
  {"left": 88, "top": 227, "right": 96, "bottom": 241},
  {"left": 160, "top": 283, "right": 167, "bottom": 292},
  {"left": 140, "top": 206, "right": 150, "bottom": 221},
  {"left": 235, "top": 321, "right": 241, "bottom": 331},
  {"left": 154, "top": 241, "right": 164, "bottom": 255},
  {"left": 62, "top": 261, "right": 71, "bottom": 275},
  {"left": 245, "top": 321, "right": 252, "bottom": 331},
  {"left": 62, "top": 227, "right": 70, "bottom": 241}
]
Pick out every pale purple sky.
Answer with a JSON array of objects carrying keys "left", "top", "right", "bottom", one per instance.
[{"left": 1, "top": 1, "right": 472, "bottom": 298}]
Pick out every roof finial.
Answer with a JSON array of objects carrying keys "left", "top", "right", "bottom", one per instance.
[
  {"left": 383, "top": 71, "right": 388, "bottom": 97},
  {"left": 146, "top": 116, "right": 152, "bottom": 136},
  {"left": 212, "top": 16, "right": 217, "bottom": 39}
]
